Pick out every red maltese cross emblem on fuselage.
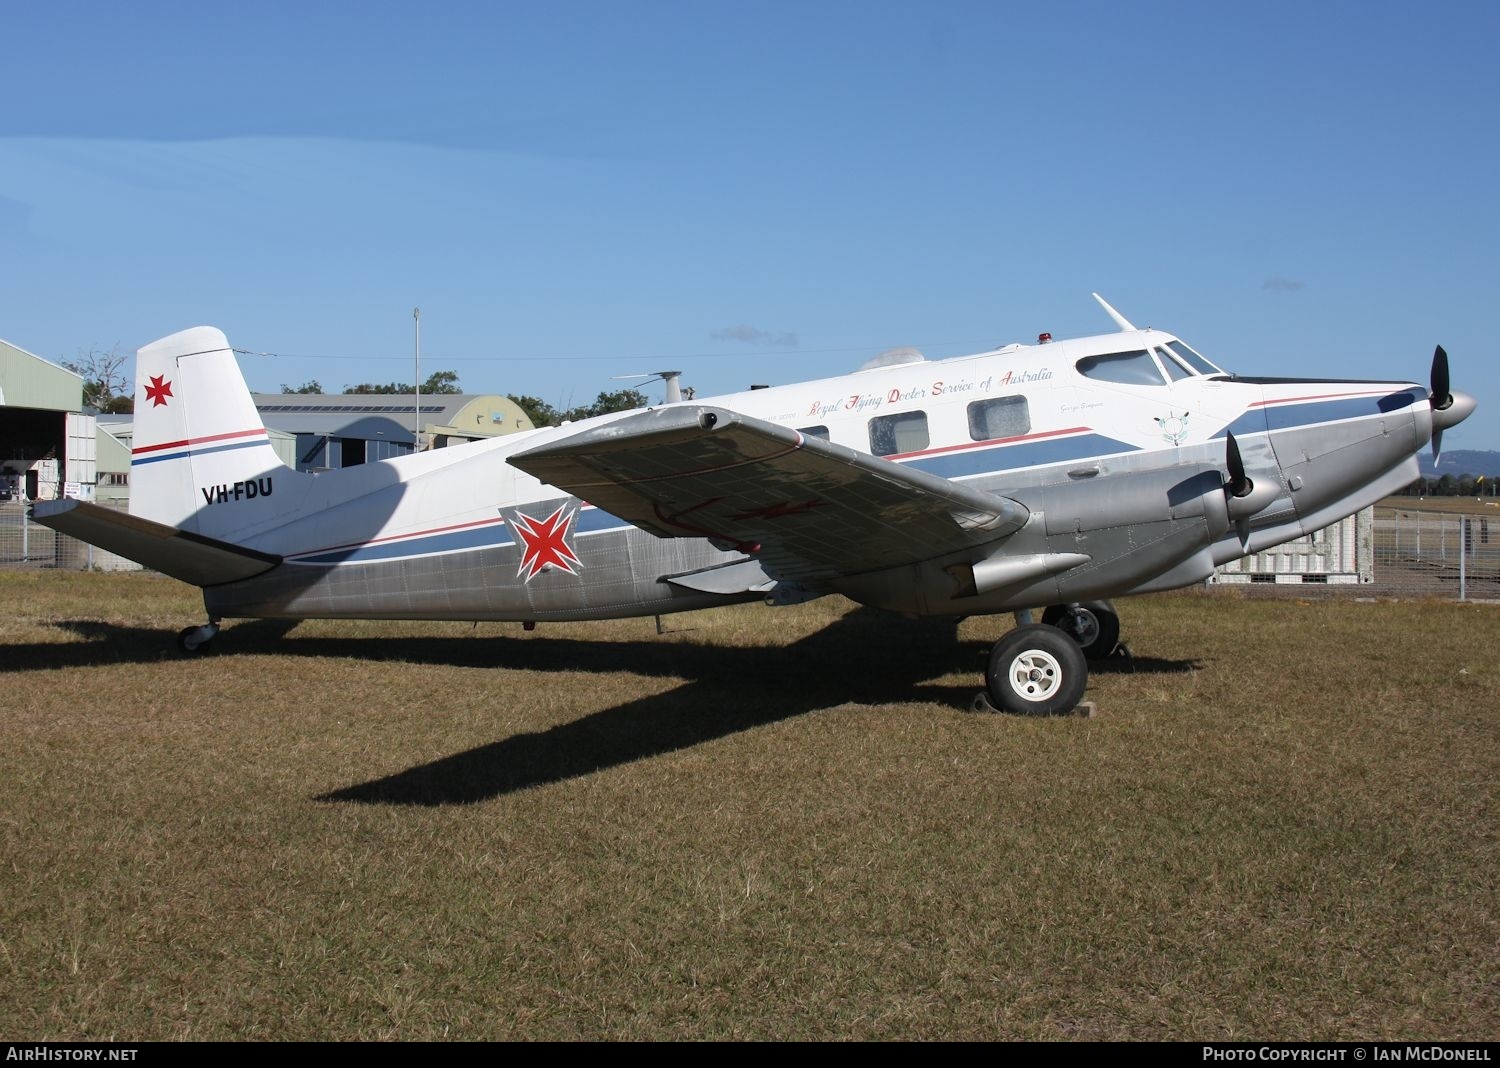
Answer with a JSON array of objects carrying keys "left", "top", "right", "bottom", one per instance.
[
  {"left": 512, "top": 504, "right": 583, "bottom": 582},
  {"left": 143, "top": 375, "right": 174, "bottom": 408}
]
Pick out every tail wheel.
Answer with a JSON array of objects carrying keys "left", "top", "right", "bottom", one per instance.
[
  {"left": 176, "top": 624, "right": 218, "bottom": 655},
  {"left": 986, "top": 624, "right": 1088, "bottom": 716},
  {"left": 1041, "top": 600, "right": 1120, "bottom": 661}
]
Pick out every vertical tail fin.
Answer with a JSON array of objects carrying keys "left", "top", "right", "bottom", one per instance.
[{"left": 130, "top": 327, "right": 299, "bottom": 540}]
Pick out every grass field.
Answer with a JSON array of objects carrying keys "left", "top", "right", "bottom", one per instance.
[{"left": 1, "top": 570, "right": 1496, "bottom": 1040}]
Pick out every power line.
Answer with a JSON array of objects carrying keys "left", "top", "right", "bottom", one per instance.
[{"left": 231, "top": 340, "right": 994, "bottom": 364}]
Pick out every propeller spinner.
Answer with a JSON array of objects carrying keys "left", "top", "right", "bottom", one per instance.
[{"left": 1428, "top": 345, "right": 1477, "bottom": 462}]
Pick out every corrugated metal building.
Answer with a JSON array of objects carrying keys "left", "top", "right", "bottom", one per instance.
[
  {"left": 0, "top": 338, "right": 88, "bottom": 502},
  {"left": 93, "top": 417, "right": 298, "bottom": 506},
  {"left": 250, "top": 393, "right": 535, "bottom": 471}
]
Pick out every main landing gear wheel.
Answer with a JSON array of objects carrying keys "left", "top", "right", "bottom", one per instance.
[
  {"left": 1041, "top": 600, "right": 1120, "bottom": 661},
  {"left": 986, "top": 624, "right": 1088, "bottom": 716}
]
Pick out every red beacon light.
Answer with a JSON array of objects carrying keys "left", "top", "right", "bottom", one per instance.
[{"left": 1038, "top": 332, "right": 1053, "bottom": 344}]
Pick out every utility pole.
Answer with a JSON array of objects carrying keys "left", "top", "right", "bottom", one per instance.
[{"left": 413, "top": 307, "right": 422, "bottom": 447}]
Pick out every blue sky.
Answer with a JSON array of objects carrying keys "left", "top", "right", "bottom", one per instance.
[{"left": 2, "top": 2, "right": 1495, "bottom": 448}]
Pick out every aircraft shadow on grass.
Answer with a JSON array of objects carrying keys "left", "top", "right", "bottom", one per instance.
[
  {"left": 319, "top": 610, "right": 992, "bottom": 806},
  {"left": 17, "top": 611, "right": 1199, "bottom": 805}
]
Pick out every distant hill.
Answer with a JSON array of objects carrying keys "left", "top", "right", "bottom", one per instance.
[{"left": 1417, "top": 450, "right": 1500, "bottom": 477}]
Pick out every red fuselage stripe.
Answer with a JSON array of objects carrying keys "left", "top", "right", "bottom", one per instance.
[
  {"left": 289, "top": 515, "right": 509, "bottom": 559},
  {"left": 888, "top": 425, "right": 1093, "bottom": 461},
  {"left": 1250, "top": 389, "right": 1393, "bottom": 409},
  {"left": 132, "top": 427, "right": 269, "bottom": 456}
]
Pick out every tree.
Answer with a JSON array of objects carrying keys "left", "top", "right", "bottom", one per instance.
[
  {"left": 280, "top": 380, "right": 325, "bottom": 394},
  {"left": 504, "top": 389, "right": 647, "bottom": 427},
  {"left": 561, "top": 389, "right": 649, "bottom": 423},
  {"left": 63, "top": 345, "right": 131, "bottom": 412},
  {"left": 422, "top": 370, "right": 461, "bottom": 395},
  {"left": 344, "top": 371, "right": 463, "bottom": 395},
  {"left": 507, "top": 395, "right": 563, "bottom": 427}
]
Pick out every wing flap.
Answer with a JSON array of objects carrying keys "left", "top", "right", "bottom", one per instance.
[
  {"left": 664, "top": 558, "right": 777, "bottom": 595},
  {"left": 30, "top": 500, "right": 281, "bottom": 586},
  {"left": 509, "top": 406, "right": 1029, "bottom": 579}
]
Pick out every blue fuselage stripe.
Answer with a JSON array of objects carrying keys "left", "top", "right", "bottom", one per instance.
[
  {"left": 1214, "top": 392, "right": 1421, "bottom": 439},
  {"left": 292, "top": 524, "right": 517, "bottom": 565},
  {"left": 904, "top": 433, "right": 1138, "bottom": 479},
  {"left": 287, "top": 508, "right": 637, "bottom": 565}
]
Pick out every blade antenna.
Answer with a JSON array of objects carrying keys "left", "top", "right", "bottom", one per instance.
[{"left": 1091, "top": 293, "right": 1137, "bottom": 332}]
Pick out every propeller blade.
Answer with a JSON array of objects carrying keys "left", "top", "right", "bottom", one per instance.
[
  {"left": 1225, "top": 432, "right": 1252, "bottom": 498},
  {"left": 1224, "top": 432, "right": 1255, "bottom": 547},
  {"left": 1431, "top": 345, "right": 1452, "bottom": 411},
  {"left": 1431, "top": 345, "right": 1453, "bottom": 461}
]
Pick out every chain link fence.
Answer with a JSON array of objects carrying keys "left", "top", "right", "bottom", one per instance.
[
  {"left": 0, "top": 500, "right": 142, "bottom": 572},
  {"left": 1209, "top": 504, "right": 1498, "bottom": 599},
  {"left": 1372, "top": 504, "right": 1499, "bottom": 600}
]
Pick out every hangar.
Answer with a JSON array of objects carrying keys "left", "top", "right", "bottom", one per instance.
[
  {"left": 0, "top": 338, "right": 90, "bottom": 503},
  {"left": 93, "top": 417, "right": 298, "bottom": 507},
  {"left": 250, "top": 392, "right": 536, "bottom": 472}
]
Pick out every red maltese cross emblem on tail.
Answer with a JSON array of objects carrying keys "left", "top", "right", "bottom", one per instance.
[
  {"left": 143, "top": 375, "right": 174, "bottom": 408},
  {"left": 512, "top": 504, "right": 583, "bottom": 582}
]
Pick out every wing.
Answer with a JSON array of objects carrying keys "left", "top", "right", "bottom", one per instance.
[{"left": 508, "top": 405, "right": 1030, "bottom": 581}]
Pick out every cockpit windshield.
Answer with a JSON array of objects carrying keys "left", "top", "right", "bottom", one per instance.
[
  {"left": 1075, "top": 339, "right": 1229, "bottom": 385},
  {"left": 1155, "top": 347, "right": 1193, "bottom": 382},
  {"left": 1166, "top": 340, "right": 1226, "bottom": 376},
  {"left": 1075, "top": 350, "right": 1165, "bottom": 386}
]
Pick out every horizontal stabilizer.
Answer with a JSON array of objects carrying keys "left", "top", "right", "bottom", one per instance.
[
  {"left": 510, "top": 405, "right": 1030, "bottom": 580},
  {"left": 30, "top": 500, "right": 281, "bottom": 587}
]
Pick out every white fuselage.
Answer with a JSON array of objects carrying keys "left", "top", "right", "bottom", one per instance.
[{"left": 197, "top": 327, "right": 1433, "bottom": 623}]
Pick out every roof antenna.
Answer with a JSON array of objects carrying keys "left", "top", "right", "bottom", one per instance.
[
  {"left": 1092, "top": 292, "right": 1137, "bottom": 332},
  {"left": 613, "top": 371, "right": 684, "bottom": 403}
]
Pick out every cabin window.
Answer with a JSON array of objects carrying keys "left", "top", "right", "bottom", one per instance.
[
  {"left": 1155, "top": 347, "right": 1194, "bottom": 382},
  {"left": 868, "top": 411, "right": 929, "bottom": 457},
  {"left": 1075, "top": 349, "right": 1165, "bottom": 386},
  {"left": 1167, "top": 340, "right": 1225, "bottom": 376},
  {"left": 967, "top": 396, "right": 1031, "bottom": 441},
  {"left": 798, "top": 425, "right": 830, "bottom": 441}
]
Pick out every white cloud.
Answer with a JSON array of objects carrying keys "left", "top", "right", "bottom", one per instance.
[{"left": 712, "top": 324, "right": 798, "bottom": 347}]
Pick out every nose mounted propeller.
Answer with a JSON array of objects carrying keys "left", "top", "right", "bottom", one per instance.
[
  {"left": 1428, "top": 345, "right": 1477, "bottom": 462},
  {"left": 1431, "top": 345, "right": 1451, "bottom": 412}
]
